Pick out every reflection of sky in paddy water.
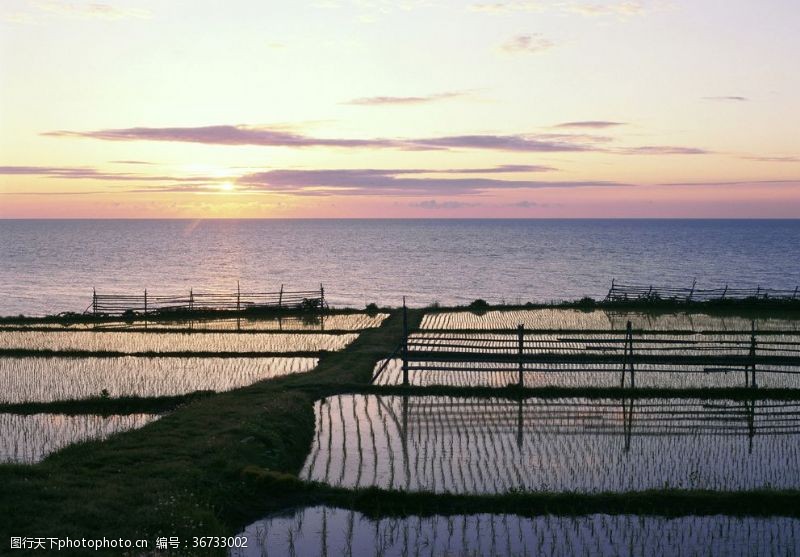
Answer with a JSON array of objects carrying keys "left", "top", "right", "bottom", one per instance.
[
  {"left": 301, "top": 395, "right": 800, "bottom": 493},
  {"left": 0, "top": 357, "right": 319, "bottom": 403},
  {"left": 0, "top": 413, "right": 160, "bottom": 464},
  {"left": 233, "top": 506, "right": 800, "bottom": 557}
]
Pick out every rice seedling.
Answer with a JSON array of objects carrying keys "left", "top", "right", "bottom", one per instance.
[
  {"left": 0, "top": 413, "right": 160, "bottom": 464},
  {"left": 0, "top": 330, "right": 357, "bottom": 353},
  {"left": 0, "top": 357, "right": 318, "bottom": 403},
  {"left": 233, "top": 506, "right": 800, "bottom": 557},
  {"left": 300, "top": 395, "right": 800, "bottom": 494}
]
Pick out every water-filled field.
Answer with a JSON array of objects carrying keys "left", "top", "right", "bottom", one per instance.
[
  {"left": 301, "top": 395, "right": 800, "bottom": 493},
  {"left": 0, "top": 413, "right": 160, "bottom": 464},
  {"left": 233, "top": 506, "right": 800, "bottom": 557},
  {"left": 0, "top": 313, "right": 388, "bottom": 332},
  {"left": 421, "top": 309, "right": 800, "bottom": 332},
  {"left": 406, "top": 331, "right": 800, "bottom": 357},
  {"left": 373, "top": 358, "right": 800, "bottom": 389},
  {"left": 0, "top": 357, "right": 318, "bottom": 403},
  {"left": 0, "top": 330, "right": 357, "bottom": 353}
]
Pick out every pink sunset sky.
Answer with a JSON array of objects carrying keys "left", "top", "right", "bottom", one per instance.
[{"left": 1, "top": 0, "right": 798, "bottom": 218}]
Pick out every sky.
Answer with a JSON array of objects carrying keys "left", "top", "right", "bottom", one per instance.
[{"left": 0, "top": 0, "right": 798, "bottom": 218}]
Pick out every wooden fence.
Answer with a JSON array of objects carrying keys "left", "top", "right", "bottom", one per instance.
[
  {"left": 372, "top": 305, "right": 800, "bottom": 388},
  {"left": 605, "top": 279, "right": 799, "bottom": 303},
  {"left": 86, "top": 283, "right": 326, "bottom": 316}
]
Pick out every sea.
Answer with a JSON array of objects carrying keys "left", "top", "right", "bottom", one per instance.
[{"left": 0, "top": 219, "right": 798, "bottom": 316}]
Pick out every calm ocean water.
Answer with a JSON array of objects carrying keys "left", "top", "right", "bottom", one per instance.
[{"left": 0, "top": 219, "right": 798, "bottom": 316}]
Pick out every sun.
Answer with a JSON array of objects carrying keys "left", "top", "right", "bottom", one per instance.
[{"left": 218, "top": 182, "right": 235, "bottom": 192}]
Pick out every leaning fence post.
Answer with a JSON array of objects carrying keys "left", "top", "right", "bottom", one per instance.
[
  {"left": 722, "top": 284, "right": 728, "bottom": 300},
  {"left": 688, "top": 278, "right": 696, "bottom": 302},
  {"left": 278, "top": 284, "right": 284, "bottom": 309},
  {"left": 517, "top": 324, "right": 525, "bottom": 388},
  {"left": 402, "top": 297, "right": 409, "bottom": 387}
]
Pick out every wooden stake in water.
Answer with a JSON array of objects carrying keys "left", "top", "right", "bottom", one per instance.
[
  {"left": 517, "top": 324, "right": 525, "bottom": 388},
  {"left": 750, "top": 320, "right": 758, "bottom": 389},
  {"left": 402, "top": 297, "right": 409, "bottom": 387}
]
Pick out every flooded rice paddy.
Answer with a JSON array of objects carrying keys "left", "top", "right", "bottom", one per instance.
[
  {"left": 233, "top": 506, "right": 800, "bottom": 557},
  {"left": 0, "top": 357, "right": 318, "bottom": 402},
  {"left": 0, "top": 313, "right": 388, "bottom": 332},
  {"left": 373, "top": 358, "right": 800, "bottom": 388},
  {"left": 301, "top": 395, "right": 800, "bottom": 493},
  {"left": 421, "top": 309, "right": 800, "bottom": 332},
  {"left": 0, "top": 330, "right": 357, "bottom": 353},
  {"left": 0, "top": 413, "right": 160, "bottom": 464}
]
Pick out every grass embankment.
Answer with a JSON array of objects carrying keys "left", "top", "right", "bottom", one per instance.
[{"left": 2, "top": 305, "right": 800, "bottom": 555}]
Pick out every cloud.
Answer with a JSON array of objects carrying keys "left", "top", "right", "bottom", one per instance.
[
  {"left": 231, "top": 168, "right": 630, "bottom": 196},
  {"left": 29, "top": 1, "right": 151, "bottom": 20},
  {"left": 508, "top": 200, "right": 540, "bottom": 208},
  {"left": 43, "top": 125, "right": 393, "bottom": 149},
  {"left": 620, "top": 146, "right": 711, "bottom": 155},
  {"left": 661, "top": 179, "right": 800, "bottom": 187},
  {"left": 703, "top": 96, "right": 749, "bottom": 102},
  {"left": 343, "top": 91, "right": 469, "bottom": 105},
  {"left": 45, "top": 124, "right": 712, "bottom": 157},
  {"left": 500, "top": 34, "right": 554, "bottom": 54},
  {"left": 109, "top": 160, "right": 155, "bottom": 165},
  {"left": 44, "top": 125, "right": 596, "bottom": 153},
  {"left": 741, "top": 155, "right": 800, "bottom": 163},
  {"left": 567, "top": 1, "right": 644, "bottom": 17},
  {"left": 410, "top": 200, "right": 482, "bottom": 209},
  {"left": 0, "top": 165, "right": 207, "bottom": 183},
  {"left": 554, "top": 121, "right": 626, "bottom": 129}
]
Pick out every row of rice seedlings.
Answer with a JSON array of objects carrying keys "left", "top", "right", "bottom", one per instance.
[
  {"left": 0, "top": 357, "right": 318, "bottom": 403},
  {"left": 407, "top": 332, "right": 800, "bottom": 358},
  {"left": 0, "top": 330, "right": 358, "bottom": 353},
  {"left": 0, "top": 413, "right": 160, "bottom": 464},
  {"left": 0, "top": 313, "right": 389, "bottom": 332},
  {"left": 420, "top": 309, "right": 800, "bottom": 332},
  {"left": 374, "top": 359, "right": 800, "bottom": 389},
  {"left": 234, "top": 505, "right": 800, "bottom": 557},
  {"left": 301, "top": 395, "right": 800, "bottom": 494}
]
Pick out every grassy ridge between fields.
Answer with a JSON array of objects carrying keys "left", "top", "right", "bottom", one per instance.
[{"left": 3, "top": 307, "right": 800, "bottom": 556}]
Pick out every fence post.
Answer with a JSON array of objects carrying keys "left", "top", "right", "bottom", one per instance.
[
  {"left": 92, "top": 287, "right": 97, "bottom": 317},
  {"left": 621, "top": 321, "right": 634, "bottom": 388},
  {"left": 278, "top": 284, "right": 284, "bottom": 309},
  {"left": 688, "top": 278, "right": 696, "bottom": 302},
  {"left": 320, "top": 283, "right": 325, "bottom": 309},
  {"left": 402, "top": 297, "right": 409, "bottom": 387},
  {"left": 236, "top": 281, "right": 241, "bottom": 313},
  {"left": 750, "top": 320, "right": 758, "bottom": 388},
  {"left": 189, "top": 288, "right": 194, "bottom": 312},
  {"left": 629, "top": 321, "right": 635, "bottom": 389},
  {"left": 144, "top": 289, "right": 148, "bottom": 318},
  {"left": 517, "top": 324, "right": 524, "bottom": 388},
  {"left": 722, "top": 284, "right": 728, "bottom": 300},
  {"left": 793, "top": 286, "right": 798, "bottom": 300}
]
